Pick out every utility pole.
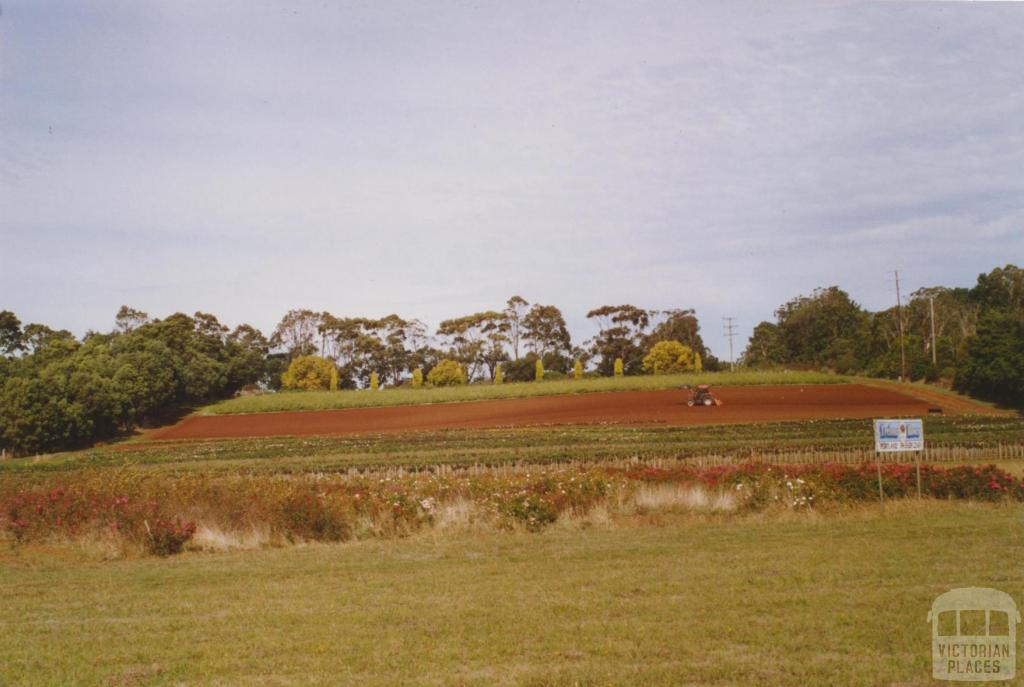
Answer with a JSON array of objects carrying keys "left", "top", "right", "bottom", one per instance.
[
  {"left": 929, "top": 296, "right": 937, "bottom": 366},
  {"left": 723, "top": 317, "right": 737, "bottom": 372},
  {"left": 892, "top": 270, "right": 907, "bottom": 381}
]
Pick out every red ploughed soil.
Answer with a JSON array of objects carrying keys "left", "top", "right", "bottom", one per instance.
[{"left": 151, "top": 384, "right": 934, "bottom": 441}]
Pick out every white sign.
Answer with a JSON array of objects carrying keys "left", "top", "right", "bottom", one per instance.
[{"left": 874, "top": 418, "right": 924, "bottom": 452}]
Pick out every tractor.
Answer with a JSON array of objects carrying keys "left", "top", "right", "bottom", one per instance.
[{"left": 682, "top": 384, "right": 721, "bottom": 407}]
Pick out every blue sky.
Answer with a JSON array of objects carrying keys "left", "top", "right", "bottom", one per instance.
[{"left": 2, "top": 1, "right": 1022, "bottom": 360}]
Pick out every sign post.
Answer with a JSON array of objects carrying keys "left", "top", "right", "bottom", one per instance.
[
  {"left": 876, "top": 459, "right": 885, "bottom": 503},
  {"left": 873, "top": 419, "right": 925, "bottom": 500}
]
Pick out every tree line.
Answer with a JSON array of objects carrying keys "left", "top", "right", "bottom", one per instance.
[
  {"left": 0, "top": 308, "right": 269, "bottom": 455},
  {"left": 743, "top": 264, "right": 1023, "bottom": 406},
  {"left": 271, "top": 299, "right": 714, "bottom": 389},
  {"left": 0, "top": 298, "right": 714, "bottom": 454},
  {"left": 3, "top": 265, "right": 1019, "bottom": 456}
]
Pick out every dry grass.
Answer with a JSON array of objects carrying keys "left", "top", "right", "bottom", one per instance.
[
  {"left": 433, "top": 496, "right": 484, "bottom": 532},
  {"left": 191, "top": 524, "right": 272, "bottom": 552},
  {"left": 631, "top": 483, "right": 738, "bottom": 513}
]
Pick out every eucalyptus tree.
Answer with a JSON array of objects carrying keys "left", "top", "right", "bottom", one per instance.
[{"left": 586, "top": 304, "right": 651, "bottom": 375}]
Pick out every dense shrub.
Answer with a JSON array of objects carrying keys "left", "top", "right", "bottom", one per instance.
[
  {"left": 501, "top": 354, "right": 539, "bottom": 383},
  {"left": 281, "top": 355, "right": 336, "bottom": 391},
  {"left": 146, "top": 518, "right": 197, "bottom": 556},
  {"left": 2, "top": 485, "right": 197, "bottom": 555},
  {"left": 2, "top": 462, "right": 1018, "bottom": 558},
  {"left": 329, "top": 366, "right": 339, "bottom": 391},
  {"left": 955, "top": 310, "right": 1024, "bottom": 407},
  {"left": 427, "top": 359, "right": 465, "bottom": 387},
  {"left": 616, "top": 462, "right": 1024, "bottom": 505},
  {"left": 0, "top": 310, "right": 271, "bottom": 455},
  {"left": 642, "top": 340, "right": 696, "bottom": 375},
  {"left": 490, "top": 474, "right": 611, "bottom": 531},
  {"left": 279, "top": 493, "right": 351, "bottom": 542}
]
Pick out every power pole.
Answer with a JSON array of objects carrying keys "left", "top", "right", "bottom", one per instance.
[
  {"left": 892, "top": 270, "right": 907, "bottom": 381},
  {"left": 723, "top": 317, "right": 737, "bottom": 372},
  {"left": 929, "top": 296, "right": 937, "bottom": 366}
]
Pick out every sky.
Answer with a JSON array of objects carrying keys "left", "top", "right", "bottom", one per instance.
[{"left": 2, "top": 1, "right": 1023, "bottom": 360}]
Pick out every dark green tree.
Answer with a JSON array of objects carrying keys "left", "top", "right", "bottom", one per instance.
[
  {"left": 0, "top": 310, "right": 24, "bottom": 355},
  {"left": 743, "top": 322, "right": 785, "bottom": 367},
  {"left": 955, "top": 310, "right": 1024, "bottom": 407}
]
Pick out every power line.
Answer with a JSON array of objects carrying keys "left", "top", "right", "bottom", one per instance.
[
  {"left": 929, "top": 295, "right": 937, "bottom": 366},
  {"left": 891, "top": 270, "right": 907, "bottom": 382},
  {"left": 723, "top": 317, "right": 737, "bottom": 372}
]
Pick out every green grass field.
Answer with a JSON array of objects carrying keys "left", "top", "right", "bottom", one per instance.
[
  {"left": 202, "top": 370, "right": 846, "bottom": 415},
  {"left": 3, "top": 503, "right": 1021, "bottom": 686},
  {"left": 4, "top": 398, "right": 1023, "bottom": 685}
]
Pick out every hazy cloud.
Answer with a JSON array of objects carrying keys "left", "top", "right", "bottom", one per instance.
[{"left": 2, "top": 1, "right": 1022, "bottom": 357}]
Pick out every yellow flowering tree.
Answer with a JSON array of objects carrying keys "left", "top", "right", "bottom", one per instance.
[
  {"left": 427, "top": 359, "right": 465, "bottom": 387},
  {"left": 281, "top": 355, "right": 336, "bottom": 391},
  {"left": 535, "top": 358, "right": 544, "bottom": 382},
  {"left": 642, "top": 340, "right": 696, "bottom": 375}
]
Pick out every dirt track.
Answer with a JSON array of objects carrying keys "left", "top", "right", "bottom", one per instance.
[{"left": 152, "top": 384, "right": 937, "bottom": 440}]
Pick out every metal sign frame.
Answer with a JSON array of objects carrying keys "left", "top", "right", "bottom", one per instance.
[{"left": 873, "top": 418, "right": 926, "bottom": 502}]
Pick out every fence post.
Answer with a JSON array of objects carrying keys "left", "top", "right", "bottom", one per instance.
[
  {"left": 876, "top": 453, "right": 885, "bottom": 504},
  {"left": 916, "top": 452, "right": 922, "bottom": 499}
]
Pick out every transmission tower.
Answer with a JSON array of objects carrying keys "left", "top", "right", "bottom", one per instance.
[{"left": 723, "top": 317, "right": 738, "bottom": 372}]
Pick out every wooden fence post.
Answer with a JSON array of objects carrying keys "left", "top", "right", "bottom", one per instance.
[
  {"left": 876, "top": 453, "right": 885, "bottom": 504},
  {"left": 916, "top": 452, "right": 922, "bottom": 499}
]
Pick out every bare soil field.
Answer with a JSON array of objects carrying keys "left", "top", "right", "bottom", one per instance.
[
  {"left": 856, "top": 378, "right": 1014, "bottom": 417},
  {"left": 152, "top": 383, "right": 939, "bottom": 440}
]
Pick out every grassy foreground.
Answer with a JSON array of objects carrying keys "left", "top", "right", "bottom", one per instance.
[
  {"left": 2, "top": 503, "right": 1021, "bottom": 686},
  {"left": 201, "top": 370, "right": 845, "bottom": 415}
]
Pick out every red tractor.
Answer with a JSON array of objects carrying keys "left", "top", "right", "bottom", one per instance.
[{"left": 683, "top": 384, "right": 721, "bottom": 407}]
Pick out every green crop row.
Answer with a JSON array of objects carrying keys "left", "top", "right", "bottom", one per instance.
[{"left": 5, "top": 415, "right": 1023, "bottom": 478}]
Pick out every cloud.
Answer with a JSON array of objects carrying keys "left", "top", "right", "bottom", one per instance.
[{"left": 1, "top": 1, "right": 1022, "bottom": 357}]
